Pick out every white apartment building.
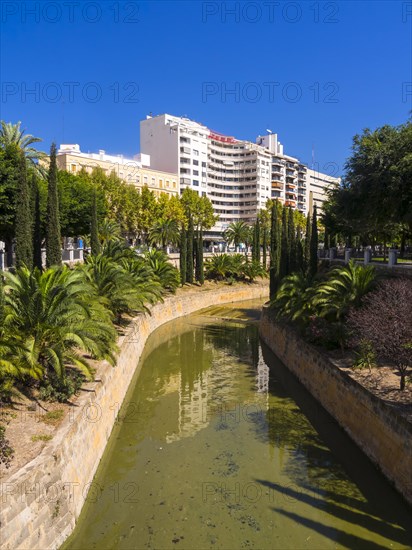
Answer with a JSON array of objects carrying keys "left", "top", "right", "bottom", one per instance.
[
  {"left": 306, "top": 168, "right": 338, "bottom": 215},
  {"left": 140, "top": 114, "right": 272, "bottom": 236},
  {"left": 257, "top": 133, "right": 308, "bottom": 214},
  {"left": 140, "top": 114, "right": 340, "bottom": 237}
]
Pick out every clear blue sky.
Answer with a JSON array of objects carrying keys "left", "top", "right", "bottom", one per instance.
[{"left": 1, "top": 1, "right": 411, "bottom": 177}]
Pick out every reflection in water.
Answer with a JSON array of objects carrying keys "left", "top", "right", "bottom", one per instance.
[{"left": 63, "top": 301, "right": 412, "bottom": 550}]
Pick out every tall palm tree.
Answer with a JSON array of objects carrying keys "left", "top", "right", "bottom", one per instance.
[
  {"left": 148, "top": 219, "right": 179, "bottom": 249},
  {"left": 2, "top": 266, "right": 117, "bottom": 384},
  {"left": 99, "top": 219, "right": 121, "bottom": 245},
  {"left": 223, "top": 221, "right": 250, "bottom": 251},
  {"left": 0, "top": 121, "right": 47, "bottom": 176}
]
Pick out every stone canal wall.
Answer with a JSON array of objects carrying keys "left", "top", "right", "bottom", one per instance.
[
  {"left": 259, "top": 306, "right": 412, "bottom": 507},
  {"left": 0, "top": 283, "right": 268, "bottom": 550}
]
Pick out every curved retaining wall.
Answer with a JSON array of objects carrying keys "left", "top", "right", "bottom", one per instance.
[
  {"left": 0, "top": 283, "right": 268, "bottom": 550},
  {"left": 259, "top": 306, "right": 412, "bottom": 507}
]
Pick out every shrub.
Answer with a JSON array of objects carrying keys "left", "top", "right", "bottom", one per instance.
[
  {"left": 0, "top": 424, "right": 14, "bottom": 468},
  {"left": 39, "top": 370, "right": 85, "bottom": 402},
  {"left": 348, "top": 278, "right": 412, "bottom": 390}
]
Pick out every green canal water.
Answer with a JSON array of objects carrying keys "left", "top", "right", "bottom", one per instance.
[{"left": 64, "top": 299, "right": 412, "bottom": 550}]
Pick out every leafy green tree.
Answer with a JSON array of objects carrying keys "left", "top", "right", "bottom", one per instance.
[
  {"left": 309, "top": 205, "right": 318, "bottom": 278},
  {"left": 57, "top": 170, "right": 106, "bottom": 237},
  {"left": 322, "top": 120, "right": 412, "bottom": 251},
  {"left": 46, "top": 143, "right": 61, "bottom": 267},
  {"left": 15, "top": 151, "right": 33, "bottom": 268},
  {"left": 0, "top": 145, "right": 20, "bottom": 265}
]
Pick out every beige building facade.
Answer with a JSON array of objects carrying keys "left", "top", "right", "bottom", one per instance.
[{"left": 56, "top": 144, "right": 179, "bottom": 198}]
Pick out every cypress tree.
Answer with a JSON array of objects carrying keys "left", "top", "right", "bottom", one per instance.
[
  {"left": 0, "top": 272, "right": 4, "bottom": 324},
  {"left": 287, "top": 207, "right": 296, "bottom": 273},
  {"left": 46, "top": 143, "right": 61, "bottom": 267},
  {"left": 296, "top": 225, "right": 304, "bottom": 273},
  {"left": 196, "top": 229, "right": 204, "bottom": 285},
  {"left": 252, "top": 219, "right": 260, "bottom": 263},
  {"left": 15, "top": 151, "right": 33, "bottom": 269},
  {"left": 90, "top": 189, "right": 100, "bottom": 255},
  {"left": 279, "top": 205, "right": 289, "bottom": 280},
  {"left": 269, "top": 202, "right": 280, "bottom": 298},
  {"left": 32, "top": 177, "right": 43, "bottom": 270},
  {"left": 179, "top": 227, "right": 187, "bottom": 285},
  {"left": 186, "top": 215, "right": 194, "bottom": 284},
  {"left": 324, "top": 227, "right": 330, "bottom": 251},
  {"left": 304, "top": 212, "right": 311, "bottom": 274},
  {"left": 262, "top": 224, "right": 267, "bottom": 268},
  {"left": 309, "top": 204, "right": 319, "bottom": 278}
]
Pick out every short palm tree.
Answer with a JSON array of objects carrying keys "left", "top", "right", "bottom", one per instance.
[
  {"left": 241, "top": 260, "right": 268, "bottom": 283},
  {"left": 0, "top": 121, "right": 47, "bottom": 176},
  {"left": 313, "top": 260, "right": 376, "bottom": 321},
  {"left": 3, "top": 266, "right": 117, "bottom": 384},
  {"left": 223, "top": 221, "right": 250, "bottom": 250},
  {"left": 205, "top": 254, "right": 234, "bottom": 280},
  {"left": 84, "top": 254, "right": 162, "bottom": 321},
  {"left": 270, "top": 272, "right": 315, "bottom": 323},
  {"left": 142, "top": 249, "right": 180, "bottom": 292}
]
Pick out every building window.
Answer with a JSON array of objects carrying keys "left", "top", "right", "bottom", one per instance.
[
  {"left": 151, "top": 177, "right": 155, "bottom": 185},
  {"left": 193, "top": 180, "right": 199, "bottom": 186},
  {"left": 159, "top": 179, "right": 163, "bottom": 188},
  {"left": 71, "top": 164, "right": 77, "bottom": 172},
  {"left": 165, "top": 179, "right": 169, "bottom": 187},
  {"left": 193, "top": 170, "right": 199, "bottom": 176},
  {"left": 193, "top": 149, "right": 199, "bottom": 156},
  {"left": 193, "top": 159, "right": 199, "bottom": 166},
  {"left": 144, "top": 176, "right": 148, "bottom": 184}
]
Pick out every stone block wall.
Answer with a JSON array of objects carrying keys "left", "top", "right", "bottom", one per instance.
[
  {"left": 0, "top": 283, "right": 268, "bottom": 550},
  {"left": 259, "top": 307, "right": 412, "bottom": 507}
]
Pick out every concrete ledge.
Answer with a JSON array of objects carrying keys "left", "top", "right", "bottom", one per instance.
[
  {"left": 0, "top": 282, "right": 268, "bottom": 550},
  {"left": 259, "top": 306, "right": 412, "bottom": 507}
]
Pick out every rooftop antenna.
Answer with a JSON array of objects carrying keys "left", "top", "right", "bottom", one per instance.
[{"left": 266, "top": 129, "right": 272, "bottom": 134}]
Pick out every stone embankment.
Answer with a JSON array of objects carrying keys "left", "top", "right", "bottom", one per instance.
[
  {"left": 259, "top": 306, "right": 412, "bottom": 507},
  {"left": 0, "top": 282, "right": 268, "bottom": 550}
]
